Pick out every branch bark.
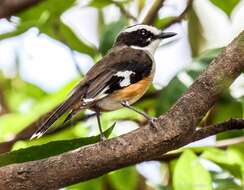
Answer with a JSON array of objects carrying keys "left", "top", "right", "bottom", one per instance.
[
  {"left": 0, "top": 0, "right": 44, "bottom": 19},
  {"left": 0, "top": 30, "right": 243, "bottom": 189},
  {"left": 156, "top": 119, "right": 244, "bottom": 161}
]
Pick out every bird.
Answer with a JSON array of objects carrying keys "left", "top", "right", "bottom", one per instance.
[{"left": 31, "top": 24, "right": 176, "bottom": 140}]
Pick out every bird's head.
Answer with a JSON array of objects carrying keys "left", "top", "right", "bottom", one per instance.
[{"left": 114, "top": 24, "right": 176, "bottom": 55}]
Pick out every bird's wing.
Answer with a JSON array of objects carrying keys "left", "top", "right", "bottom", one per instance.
[
  {"left": 83, "top": 47, "right": 153, "bottom": 101},
  {"left": 31, "top": 47, "right": 152, "bottom": 139}
]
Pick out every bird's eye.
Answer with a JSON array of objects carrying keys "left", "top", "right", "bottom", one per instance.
[{"left": 140, "top": 29, "right": 147, "bottom": 36}]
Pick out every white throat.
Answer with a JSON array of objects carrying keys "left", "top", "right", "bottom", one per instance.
[{"left": 130, "top": 39, "right": 160, "bottom": 56}]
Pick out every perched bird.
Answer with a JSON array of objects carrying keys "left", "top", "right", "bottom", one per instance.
[{"left": 31, "top": 24, "right": 176, "bottom": 140}]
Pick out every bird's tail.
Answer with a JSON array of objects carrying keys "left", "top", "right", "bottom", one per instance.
[{"left": 31, "top": 84, "right": 88, "bottom": 140}]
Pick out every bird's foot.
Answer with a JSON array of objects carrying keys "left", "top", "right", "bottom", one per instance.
[
  {"left": 100, "top": 134, "right": 107, "bottom": 141},
  {"left": 99, "top": 122, "right": 116, "bottom": 141},
  {"left": 148, "top": 117, "right": 159, "bottom": 129}
]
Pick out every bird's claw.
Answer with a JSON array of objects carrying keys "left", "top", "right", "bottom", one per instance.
[
  {"left": 149, "top": 117, "right": 159, "bottom": 128},
  {"left": 100, "top": 135, "right": 107, "bottom": 141}
]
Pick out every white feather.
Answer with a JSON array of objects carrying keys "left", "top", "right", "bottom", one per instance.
[
  {"left": 83, "top": 98, "right": 95, "bottom": 103},
  {"left": 115, "top": 71, "right": 135, "bottom": 87},
  {"left": 131, "top": 40, "right": 161, "bottom": 56},
  {"left": 123, "top": 25, "right": 161, "bottom": 35},
  {"left": 30, "top": 132, "right": 43, "bottom": 140}
]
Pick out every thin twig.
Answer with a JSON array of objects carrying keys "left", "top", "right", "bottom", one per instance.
[
  {"left": 155, "top": 119, "right": 244, "bottom": 161},
  {"left": 142, "top": 0, "right": 166, "bottom": 25},
  {"left": 112, "top": 1, "right": 137, "bottom": 21},
  {"left": 161, "top": 0, "right": 193, "bottom": 29}
]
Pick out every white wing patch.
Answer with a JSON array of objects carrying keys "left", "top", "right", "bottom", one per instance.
[
  {"left": 114, "top": 70, "right": 135, "bottom": 87},
  {"left": 81, "top": 71, "right": 135, "bottom": 104},
  {"left": 83, "top": 98, "right": 95, "bottom": 103},
  {"left": 82, "top": 87, "right": 109, "bottom": 104}
]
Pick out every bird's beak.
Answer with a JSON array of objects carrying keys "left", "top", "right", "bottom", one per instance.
[{"left": 156, "top": 32, "right": 177, "bottom": 39}]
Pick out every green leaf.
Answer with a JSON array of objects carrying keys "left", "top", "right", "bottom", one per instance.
[
  {"left": 17, "top": 0, "right": 76, "bottom": 20},
  {"left": 108, "top": 167, "right": 139, "bottom": 190},
  {"left": 89, "top": 0, "right": 112, "bottom": 8},
  {"left": 202, "top": 147, "right": 244, "bottom": 179},
  {"left": 210, "top": 0, "right": 240, "bottom": 16},
  {"left": 99, "top": 18, "right": 128, "bottom": 55},
  {"left": 184, "top": 48, "right": 222, "bottom": 80},
  {"left": 173, "top": 150, "right": 212, "bottom": 190},
  {"left": 89, "top": 0, "right": 131, "bottom": 8},
  {"left": 187, "top": 7, "right": 206, "bottom": 57},
  {"left": 241, "top": 97, "right": 244, "bottom": 118},
  {"left": 156, "top": 77, "right": 188, "bottom": 116},
  {"left": 154, "top": 16, "right": 177, "bottom": 29},
  {"left": 0, "top": 0, "right": 96, "bottom": 57},
  {"left": 214, "top": 100, "right": 244, "bottom": 140},
  {"left": 0, "top": 125, "right": 114, "bottom": 167},
  {"left": 40, "top": 19, "right": 96, "bottom": 56},
  {"left": 211, "top": 171, "right": 242, "bottom": 190},
  {"left": 66, "top": 177, "right": 104, "bottom": 190},
  {"left": 0, "top": 22, "right": 33, "bottom": 40},
  {"left": 2, "top": 77, "right": 47, "bottom": 112},
  {"left": 0, "top": 79, "right": 78, "bottom": 141}
]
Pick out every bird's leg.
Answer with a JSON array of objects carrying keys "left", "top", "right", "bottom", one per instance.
[
  {"left": 121, "top": 101, "right": 158, "bottom": 128},
  {"left": 95, "top": 107, "right": 106, "bottom": 141}
]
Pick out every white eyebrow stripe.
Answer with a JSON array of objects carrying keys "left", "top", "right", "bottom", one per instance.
[{"left": 123, "top": 25, "right": 161, "bottom": 35}]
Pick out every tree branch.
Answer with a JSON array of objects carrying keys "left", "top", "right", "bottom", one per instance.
[
  {"left": 112, "top": 1, "right": 137, "bottom": 21},
  {"left": 156, "top": 119, "right": 244, "bottom": 161},
  {"left": 0, "top": 30, "right": 243, "bottom": 189},
  {"left": 0, "top": 0, "right": 45, "bottom": 19},
  {"left": 192, "top": 118, "right": 244, "bottom": 142},
  {"left": 161, "top": 0, "right": 193, "bottom": 29},
  {"left": 142, "top": 0, "right": 165, "bottom": 25}
]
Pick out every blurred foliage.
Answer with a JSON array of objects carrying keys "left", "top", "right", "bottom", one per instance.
[
  {"left": 187, "top": 7, "right": 206, "bottom": 57},
  {"left": 0, "top": 0, "right": 243, "bottom": 189},
  {"left": 89, "top": 0, "right": 132, "bottom": 9},
  {"left": 173, "top": 150, "right": 212, "bottom": 190},
  {"left": 99, "top": 18, "right": 128, "bottom": 55},
  {"left": 210, "top": 0, "right": 240, "bottom": 16},
  {"left": 0, "top": 0, "right": 96, "bottom": 56},
  {"left": 0, "top": 125, "right": 114, "bottom": 167}
]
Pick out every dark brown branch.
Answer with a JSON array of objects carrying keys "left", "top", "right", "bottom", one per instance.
[
  {"left": 156, "top": 119, "right": 244, "bottom": 161},
  {"left": 142, "top": 0, "right": 166, "bottom": 25},
  {"left": 192, "top": 118, "right": 244, "bottom": 142},
  {"left": 0, "top": 0, "right": 45, "bottom": 19},
  {"left": 0, "top": 30, "right": 243, "bottom": 189}
]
